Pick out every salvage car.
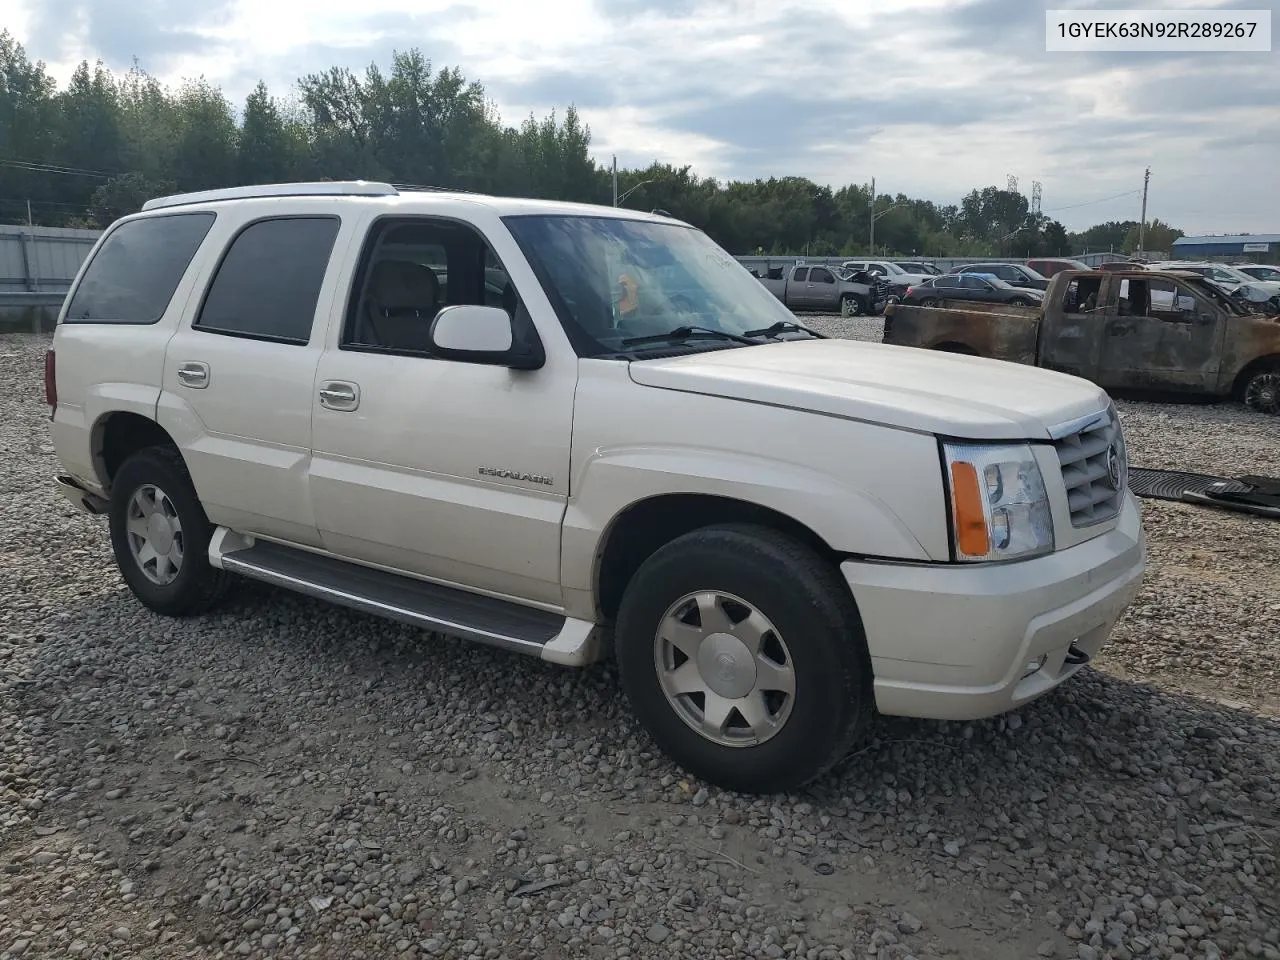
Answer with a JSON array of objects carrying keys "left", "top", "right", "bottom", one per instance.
[
  {"left": 955, "top": 262, "right": 1050, "bottom": 291},
  {"left": 759, "top": 263, "right": 880, "bottom": 315},
  {"left": 883, "top": 268, "right": 1280, "bottom": 415},
  {"left": 902, "top": 273, "right": 1044, "bottom": 308},
  {"left": 47, "top": 182, "right": 1147, "bottom": 794}
]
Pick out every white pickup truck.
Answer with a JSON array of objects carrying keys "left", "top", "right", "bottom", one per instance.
[{"left": 46, "top": 181, "right": 1147, "bottom": 794}]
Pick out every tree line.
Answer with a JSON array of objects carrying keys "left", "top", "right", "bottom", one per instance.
[{"left": 1, "top": 30, "right": 1185, "bottom": 258}]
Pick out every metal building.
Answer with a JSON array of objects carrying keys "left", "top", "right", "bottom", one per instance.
[{"left": 1171, "top": 234, "right": 1280, "bottom": 264}]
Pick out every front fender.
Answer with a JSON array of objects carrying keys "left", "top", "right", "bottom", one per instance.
[{"left": 560, "top": 444, "right": 940, "bottom": 607}]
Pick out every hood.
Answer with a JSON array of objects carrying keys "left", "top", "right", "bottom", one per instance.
[{"left": 627, "top": 339, "right": 1110, "bottom": 441}]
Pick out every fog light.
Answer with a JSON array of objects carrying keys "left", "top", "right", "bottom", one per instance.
[{"left": 1022, "top": 654, "right": 1047, "bottom": 679}]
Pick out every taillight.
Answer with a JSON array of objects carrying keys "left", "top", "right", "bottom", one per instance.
[
  {"left": 904, "top": 286, "right": 913, "bottom": 298},
  {"left": 44, "top": 349, "right": 57, "bottom": 415}
]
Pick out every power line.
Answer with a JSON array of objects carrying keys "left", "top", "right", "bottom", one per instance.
[
  {"left": 1042, "top": 188, "right": 1142, "bottom": 214},
  {"left": 0, "top": 158, "right": 114, "bottom": 179},
  {"left": 1, "top": 155, "right": 121, "bottom": 176}
]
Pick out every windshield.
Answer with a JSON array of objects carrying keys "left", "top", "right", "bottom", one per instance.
[
  {"left": 503, "top": 214, "right": 799, "bottom": 357},
  {"left": 1243, "top": 265, "right": 1280, "bottom": 281},
  {"left": 1214, "top": 265, "right": 1259, "bottom": 283}
]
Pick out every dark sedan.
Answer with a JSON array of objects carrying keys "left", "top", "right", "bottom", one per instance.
[
  {"left": 954, "top": 261, "right": 1050, "bottom": 290},
  {"left": 901, "top": 273, "right": 1045, "bottom": 307}
]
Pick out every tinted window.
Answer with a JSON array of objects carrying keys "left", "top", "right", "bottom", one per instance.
[
  {"left": 195, "top": 217, "right": 340, "bottom": 343},
  {"left": 959, "top": 275, "right": 987, "bottom": 289},
  {"left": 934, "top": 276, "right": 961, "bottom": 289},
  {"left": 810, "top": 268, "right": 834, "bottom": 283},
  {"left": 63, "top": 213, "right": 215, "bottom": 324},
  {"left": 793, "top": 268, "right": 809, "bottom": 281}
]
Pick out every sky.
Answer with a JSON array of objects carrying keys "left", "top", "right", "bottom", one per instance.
[{"left": 3, "top": 0, "right": 1278, "bottom": 234}]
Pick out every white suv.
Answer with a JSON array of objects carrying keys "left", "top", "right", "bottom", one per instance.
[{"left": 46, "top": 181, "right": 1147, "bottom": 794}]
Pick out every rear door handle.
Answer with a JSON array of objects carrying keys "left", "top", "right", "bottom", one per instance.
[
  {"left": 176, "top": 362, "right": 209, "bottom": 388},
  {"left": 319, "top": 381, "right": 360, "bottom": 411}
]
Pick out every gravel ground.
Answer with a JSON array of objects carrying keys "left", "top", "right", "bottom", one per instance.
[{"left": 2, "top": 330, "right": 1277, "bottom": 960}]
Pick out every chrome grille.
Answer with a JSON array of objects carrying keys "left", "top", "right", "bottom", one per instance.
[{"left": 1052, "top": 406, "right": 1127, "bottom": 527}]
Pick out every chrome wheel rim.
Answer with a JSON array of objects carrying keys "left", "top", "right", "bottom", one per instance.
[
  {"left": 1244, "top": 372, "right": 1280, "bottom": 415},
  {"left": 126, "top": 484, "right": 184, "bottom": 586},
  {"left": 654, "top": 591, "right": 796, "bottom": 748}
]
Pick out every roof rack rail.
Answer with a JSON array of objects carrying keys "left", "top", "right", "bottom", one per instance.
[
  {"left": 391, "top": 182, "right": 479, "bottom": 195},
  {"left": 141, "top": 180, "right": 399, "bottom": 212}
]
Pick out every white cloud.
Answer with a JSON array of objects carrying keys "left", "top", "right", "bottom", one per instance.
[{"left": 9, "top": 0, "right": 1280, "bottom": 233}]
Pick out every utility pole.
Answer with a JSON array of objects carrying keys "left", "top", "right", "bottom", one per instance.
[
  {"left": 612, "top": 155, "right": 618, "bottom": 207},
  {"left": 869, "top": 177, "right": 875, "bottom": 254},
  {"left": 1138, "top": 167, "right": 1150, "bottom": 256},
  {"left": 26, "top": 199, "right": 33, "bottom": 226}
]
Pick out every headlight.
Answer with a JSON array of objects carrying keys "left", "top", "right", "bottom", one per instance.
[{"left": 942, "top": 441, "right": 1054, "bottom": 562}]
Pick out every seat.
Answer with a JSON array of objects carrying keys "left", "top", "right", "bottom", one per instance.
[{"left": 360, "top": 260, "right": 441, "bottom": 352}]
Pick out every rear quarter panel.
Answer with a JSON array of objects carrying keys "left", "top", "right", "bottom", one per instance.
[{"left": 50, "top": 224, "right": 213, "bottom": 494}]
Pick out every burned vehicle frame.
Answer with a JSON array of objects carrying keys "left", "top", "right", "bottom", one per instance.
[{"left": 881, "top": 269, "right": 1280, "bottom": 415}]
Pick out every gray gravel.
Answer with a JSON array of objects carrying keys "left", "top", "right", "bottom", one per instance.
[{"left": 2, "top": 330, "right": 1278, "bottom": 960}]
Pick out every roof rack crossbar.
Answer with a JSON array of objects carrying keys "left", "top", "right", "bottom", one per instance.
[{"left": 141, "top": 180, "right": 400, "bottom": 211}]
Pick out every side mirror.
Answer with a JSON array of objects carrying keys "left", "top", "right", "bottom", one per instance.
[{"left": 428, "top": 305, "right": 544, "bottom": 370}]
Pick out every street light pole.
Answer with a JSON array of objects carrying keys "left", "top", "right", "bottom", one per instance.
[{"left": 612, "top": 155, "right": 618, "bottom": 207}]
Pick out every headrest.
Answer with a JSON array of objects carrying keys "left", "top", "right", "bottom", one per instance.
[{"left": 367, "top": 260, "right": 439, "bottom": 312}]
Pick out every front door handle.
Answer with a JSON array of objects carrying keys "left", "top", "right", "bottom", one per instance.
[
  {"left": 319, "top": 381, "right": 360, "bottom": 411},
  {"left": 176, "top": 362, "right": 209, "bottom": 388}
]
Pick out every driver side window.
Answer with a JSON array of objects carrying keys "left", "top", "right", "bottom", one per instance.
[
  {"left": 810, "top": 267, "right": 835, "bottom": 284},
  {"left": 343, "top": 218, "right": 524, "bottom": 356}
]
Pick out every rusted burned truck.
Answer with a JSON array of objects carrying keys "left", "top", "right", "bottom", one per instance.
[{"left": 881, "top": 269, "right": 1280, "bottom": 415}]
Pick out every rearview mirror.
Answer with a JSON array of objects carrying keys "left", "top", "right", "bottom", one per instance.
[{"left": 428, "top": 305, "right": 544, "bottom": 370}]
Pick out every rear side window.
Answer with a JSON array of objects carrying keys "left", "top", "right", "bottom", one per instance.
[
  {"left": 194, "top": 216, "right": 341, "bottom": 344},
  {"left": 63, "top": 212, "right": 215, "bottom": 324}
]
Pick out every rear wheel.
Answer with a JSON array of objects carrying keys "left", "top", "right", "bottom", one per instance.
[
  {"left": 108, "top": 446, "right": 231, "bottom": 616},
  {"left": 920, "top": 297, "right": 940, "bottom": 307},
  {"left": 1242, "top": 363, "right": 1280, "bottom": 415},
  {"left": 1008, "top": 297, "right": 1030, "bottom": 307},
  {"left": 615, "top": 524, "right": 874, "bottom": 794}
]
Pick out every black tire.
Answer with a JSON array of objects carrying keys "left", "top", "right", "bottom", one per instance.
[
  {"left": 1008, "top": 297, "right": 1029, "bottom": 307},
  {"left": 108, "top": 445, "right": 232, "bottom": 617},
  {"left": 614, "top": 523, "right": 874, "bottom": 794},
  {"left": 920, "top": 297, "right": 939, "bottom": 307}
]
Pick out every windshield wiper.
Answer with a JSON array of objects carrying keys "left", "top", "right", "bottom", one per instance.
[
  {"left": 741, "top": 320, "right": 828, "bottom": 340},
  {"left": 621, "top": 325, "right": 759, "bottom": 347}
]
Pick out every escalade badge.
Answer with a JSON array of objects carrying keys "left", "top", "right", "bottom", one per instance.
[{"left": 478, "top": 466, "right": 554, "bottom": 486}]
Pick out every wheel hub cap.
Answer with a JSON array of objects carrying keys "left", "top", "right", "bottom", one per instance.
[
  {"left": 697, "top": 632, "right": 757, "bottom": 699},
  {"left": 147, "top": 512, "right": 176, "bottom": 554}
]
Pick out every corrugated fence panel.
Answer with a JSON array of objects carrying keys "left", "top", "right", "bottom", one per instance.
[{"left": 0, "top": 225, "right": 101, "bottom": 294}]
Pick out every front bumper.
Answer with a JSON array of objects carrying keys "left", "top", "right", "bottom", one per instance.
[{"left": 842, "top": 491, "right": 1146, "bottom": 721}]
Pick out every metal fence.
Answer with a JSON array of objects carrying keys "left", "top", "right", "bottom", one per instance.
[{"left": 0, "top": 225, "right": 100, "bottom": 331}]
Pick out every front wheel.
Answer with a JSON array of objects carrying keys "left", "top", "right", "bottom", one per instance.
[
  {"left": 615, "top": 524, "right": 874, "bottom": 794},
  {"left": 1242, "top": 363, "right": 1280, "bottom": 415},
  {"left": 108, "top": 446, "right": 232, "bottom": 616},
  {"left": 840, "top": 294, "right": 864, "bottom": 317}
]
